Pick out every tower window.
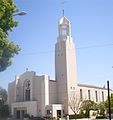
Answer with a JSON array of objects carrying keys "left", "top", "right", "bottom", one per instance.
[{"left": 62, "top": 25, "right": 67, "bottom": 36}]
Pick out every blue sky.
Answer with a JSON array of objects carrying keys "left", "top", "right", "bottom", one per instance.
[{"left": 1, "top": 0, "right": 113, "bottom": 90}]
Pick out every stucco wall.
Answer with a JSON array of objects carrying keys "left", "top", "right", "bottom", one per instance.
[
  {"left": 49, "top": 80, "right": 57, "bottom": 104},
  {"left": 8, "top": 71, "right": 50, "bottom": 117},
  {"left": 12, "top": 101, "right": 38, "bottom": 116},
  {"left": 77, "top": 84, "right": 108, "bottom": 103},
  {"left": 8, "top": 81, "right": 16, "bottom": 105}
]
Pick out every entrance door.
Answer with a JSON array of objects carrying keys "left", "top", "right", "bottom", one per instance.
[
  {"left": 22, "top": 110, "right": 27, "bottom": 118},
  {"left": 22, "top": 110, "right": 25, "bottom": 118},
  {"left": 57, "top": 110, "right": 61, "bottom": 118},
  {"left": 17, "top": 110, "right": 20, "bottom": 119}
]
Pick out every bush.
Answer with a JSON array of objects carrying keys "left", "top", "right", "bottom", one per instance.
[
  {"left": 33, "top": 117, "right": 45, "bottom": 120},
  {"left": 24, "top": 114, "right": 30, "bottom": 118},
  {"left": 69, "top": 113, "right": 85, "bottom": 119},
  {"left": 0, "top": 105, "right": 9, "bottom": 117},
  {"left": 96, "top": 115, "right": 106, "bottom": 119}
]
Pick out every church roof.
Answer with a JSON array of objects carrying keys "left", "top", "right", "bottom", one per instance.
[
  {"left": 59, "top": 16, "right": 70, "bottom": 25},
  {"left": 78, "top": 83, "right": 108, "bottom": 90}
]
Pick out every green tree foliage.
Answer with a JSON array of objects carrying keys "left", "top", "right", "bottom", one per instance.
[
  {"left": 0, "top": 104, "right": 9, "bottom": 117},
  {"left": 105, "top": 93, "right": 113, "bottom": 113},
  {"left": 0, "top": 0, "right": 20, "bottom": 72},
  {"left": 97, "top": 102, "right": 105, "bottom": 116},
  {"left": 0, "top": 86, "right": 7, "bottom": 103},
  {"left": 80, "top": 100, "right": 97, "bottom": 118},
  {"left": 0, "top": 86, "right": 9, "bottom": 117}
]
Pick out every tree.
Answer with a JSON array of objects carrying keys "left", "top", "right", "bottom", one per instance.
[
  {"left": 105, "top": 93, "right": 113, "bottom": 113},
  {"left": 0, "top": 86, "right": 7, "bottom": 103},
  {"left": 0, "top": 0, "right": 20, "bottom": 72},
  {"left": 0, "top": 86, "right": 9, "bottom": 117},
  {"left": 97, "top": 102, "right": 105, "bottom": 117},
  {"left": 0, "top": 105, "right": 9, "bottom": 117},
  {"left": 80, "top": 100, "right": 97, "bottom": 118},
  {"left": 68, "top": 92, "right": 81, "bottom": 115}
]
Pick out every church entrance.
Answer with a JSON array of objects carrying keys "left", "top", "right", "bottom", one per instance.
[
  {"left": 16, "top": 110, "right": 20, "bottom": 119},
  {"left": 16, "top": 110, "right": 27, "bottom": 119},
  {"left": 57, "top": 110, "right": 61, "bottom": 118},
  {"left": 14, "top": 107, "right": 27, "bottom": 119},
  {"left": 46, "top": 104, "right": 64, "bottom": 118}
]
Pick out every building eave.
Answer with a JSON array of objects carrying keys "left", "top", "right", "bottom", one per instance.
[{"left": 78, "top": 83, "right": 108, "bottom": 90}]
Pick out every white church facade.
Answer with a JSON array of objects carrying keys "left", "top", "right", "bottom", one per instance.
[{"left": 8, "top": 16, "right": 108, "bottom": 119}]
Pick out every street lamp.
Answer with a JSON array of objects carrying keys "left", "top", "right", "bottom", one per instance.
[{"left": 13, "top": 11, "right": 27, "bottom": 16}]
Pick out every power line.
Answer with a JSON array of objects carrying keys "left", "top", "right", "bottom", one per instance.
[
  {"left": 77, "top": 43, "right": 113, "bottom": 49},
  {"left": 13, "top": 43, "right": 113, "bottom": 56},
  {"left": 0, "top": 43, "right": 113, "bottom": 58}
]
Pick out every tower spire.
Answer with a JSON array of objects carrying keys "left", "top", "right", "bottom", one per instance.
[
  {"left": 61, "top": 0, "right": 66, "bottom": 16},
  {"left": 62, "top": 9, "right": 64, "bottom": 16}
]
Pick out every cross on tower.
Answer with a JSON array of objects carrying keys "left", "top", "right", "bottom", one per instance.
[{"left": 61, "top": 0, "right": 67, "bottom": 16}]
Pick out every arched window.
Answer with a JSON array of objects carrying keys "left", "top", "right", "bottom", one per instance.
[
  {"left": 24, "top": 80, "right": 30, "bottom": 101},
  {"left": 62, "top": 25, "right": 67, "bottom": 36}
]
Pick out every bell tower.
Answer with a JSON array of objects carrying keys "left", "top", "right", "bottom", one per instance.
[
  {"left": 55, "top": 15, "right": 78, "bottom": 114},
  {"left": 58, "top": 16, "right": 71, "bottom": 37}
]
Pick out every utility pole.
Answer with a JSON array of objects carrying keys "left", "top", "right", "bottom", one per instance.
[{"left": 107, "top": 80, "right": 111, "bottom": 120}]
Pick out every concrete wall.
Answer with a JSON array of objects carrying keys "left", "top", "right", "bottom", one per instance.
[
  {"left": 8, "top": 71, "right": 50, "bottom": 117},
  {"left": 68, "top": 84, "right": 109, "bottom": 115},
  {"left": 49, "top": 80, "right": 57, "bottom": 104},
  {"left": 12, "top": 101, "right": 38, "bottom": 117},
  {"left": 8, "top": 81, "right": 16, "bottom": 105},
  {"left": 46, "top": 104, "right": 64, "bottom": 118},
  {"left": 77, "top": 85, "right": 108, "bottom": 103}
]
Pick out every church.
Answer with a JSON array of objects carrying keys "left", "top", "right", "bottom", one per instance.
[{"left": 8, "top": 15, "right": 108, "bottom": 119}]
